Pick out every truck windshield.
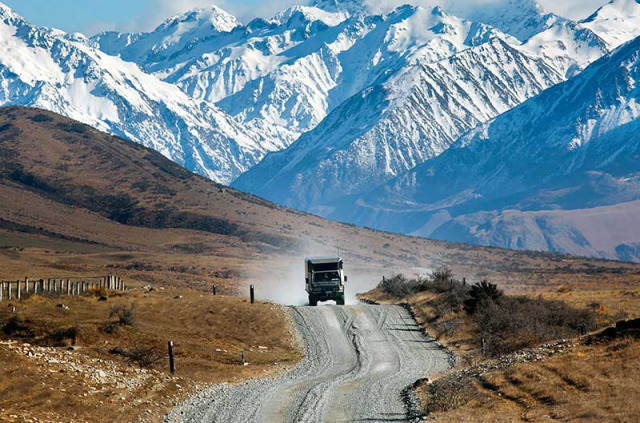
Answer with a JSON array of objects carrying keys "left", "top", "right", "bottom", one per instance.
[
  {"left": 314, "top": 271, "right": 340, "bottom": 283},
  {"left": 312, "top": 262, "right": 340, "bottom": 272}
]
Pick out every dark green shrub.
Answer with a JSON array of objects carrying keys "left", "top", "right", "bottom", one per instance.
[{"left": 463, "top": 281, "right": 503, "bottom": 314}]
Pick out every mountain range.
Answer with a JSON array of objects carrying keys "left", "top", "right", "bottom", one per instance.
[{"left": 1, "top": 0, "right": 639, "bottom": 261}]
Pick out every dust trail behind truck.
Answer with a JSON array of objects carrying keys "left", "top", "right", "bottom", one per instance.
[{"left": 305, "top": 257, "right": 346, "bottom": 306}]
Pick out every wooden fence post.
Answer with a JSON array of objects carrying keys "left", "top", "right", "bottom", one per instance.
[
  {"left": 7, "top": 281, "right": 12, "bottom": 300},
  {"left": 24, "top": 278, "right": 29, "bottom": 294},
  {"left": 250, "top": 285, "right": 255, "bottom": 304},
  {"left": 0, "top": 281, "right": 3, "bottom": 302},
  {"left": 168, "top": 341, "right": 175, "bottom": 375},
  {"left": 241, "top": 350, "right": 246, "bottom": 365},
  {"left": 67, "top": 280, "right": 72, "bottom": 296},
  {"left": 16, "top": 280, "right": 21, "bottom": 300},
  {"left": 212, "top": 284, "right": 216, "bottom": 295}
]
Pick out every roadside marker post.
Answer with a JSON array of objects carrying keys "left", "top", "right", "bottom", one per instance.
[
  {"left": 250, "top": 285, "right": 255, "bottom": 304},
  {"left": 168, "top": 341, "right": 176, "bottom": 375}
]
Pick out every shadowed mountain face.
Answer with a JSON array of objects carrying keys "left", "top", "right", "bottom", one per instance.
[
  {"left": 2, "top": 107, "right": 639, "bottom": 292},
  {"left": 330, "top": 36, "right": 640, "bottom": 262}
]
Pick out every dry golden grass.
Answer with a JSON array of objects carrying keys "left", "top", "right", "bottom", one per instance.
[
  {"left": 361, "top": 279, "right": 640, "bottom": 423},
  {"left": 424, "top": 338, "right": 640, "bottom": 423},
  {"left": 0, "top": 288, "right": 301, "bottom": 422}
]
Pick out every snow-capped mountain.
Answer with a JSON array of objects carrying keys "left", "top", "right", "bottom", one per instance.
[
  {"left": 93, "top": 5, "right": 242, "bottom": 74},
  {"left": 4, "top": 0, "right": 640, "bottom": 261},
  {"left": 581, "top": 0, "right": 640, "bottom": 48},
  {"left": 233, "top": 35, "right": 567, "bottom": 209},
  {"left": 451, "top": 0, "right": 563, "bottom": 42},
  {"left": 233, "top": 0, "right": 640, "bottom": 221},
  {"left": 218, "top": 5, "right": 516, "bottom": 148},
  {"left": 0, "top": 3, "right": 266, "bottom": 183},
  {"left": 339, "top": 35, "right": 640, "bottom": 261}
]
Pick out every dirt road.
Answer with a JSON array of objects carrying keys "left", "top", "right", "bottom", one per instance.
[{"left": 166, "top": 305, "right": 450, "bottom": 423}]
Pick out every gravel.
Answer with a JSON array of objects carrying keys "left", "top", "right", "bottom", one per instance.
[{"left": 165, "top": 304, "right": 450, "bottom": 423}]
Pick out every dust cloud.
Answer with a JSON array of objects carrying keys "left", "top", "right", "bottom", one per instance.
[
  {"left": 240, "top": 236, "right": 388, "bottom": 306},
  {"left": 240, "top": 236, "right": 428, "bottom": 306}
]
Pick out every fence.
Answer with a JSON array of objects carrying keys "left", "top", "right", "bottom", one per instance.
[{"left": 0, "top": 274, "right": 126, "bottom": 302}]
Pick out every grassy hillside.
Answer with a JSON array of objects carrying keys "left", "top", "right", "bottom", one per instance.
[{"left": 1, "top": 106, "right": 639, "bottom": 299}]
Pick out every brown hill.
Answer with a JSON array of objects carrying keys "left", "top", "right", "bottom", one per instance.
[{"left": 0, "top": 106, "right": 638, "bottom": 298}]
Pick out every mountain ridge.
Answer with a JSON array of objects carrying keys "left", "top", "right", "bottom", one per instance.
[{"left": 336, "top": 35, "right": 640, "bottom": 261}]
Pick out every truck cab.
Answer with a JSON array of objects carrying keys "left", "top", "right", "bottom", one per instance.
[{"left": 305, "top": 257, "right": 346, "bottom": 306}]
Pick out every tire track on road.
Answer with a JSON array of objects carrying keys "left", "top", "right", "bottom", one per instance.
[{"left": 166, "top": 304, "right": 450, "bottom": 423}]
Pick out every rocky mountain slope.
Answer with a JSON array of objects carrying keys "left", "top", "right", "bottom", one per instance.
[
  {"left": 232, "top": 1, "right": 617, "bottom": 211},
  {"left": 233, "top": 1, "right": 640, "bottom": 260},
  {"left": 233, "top": 34, "right": 568, "bottom": 210},
  {"left": 581, "top": 0, "right": 640, "bottom": 48},
  {"left": 0, "top": 3, "right": 272, "bottom": 184},
  {"left": 340, "top": 35, "right": 640, "bottom": 261}
]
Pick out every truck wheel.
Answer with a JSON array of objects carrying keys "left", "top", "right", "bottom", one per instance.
[
  {"left": 336, "top": 295, "right": 345, "bottom": 306},
  {"left": 309, "top": 295, "right": 318, "bottom": 306}
]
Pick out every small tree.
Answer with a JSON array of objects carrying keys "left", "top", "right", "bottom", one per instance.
[
  {"left": 125, "top": 345, "right": 165, "bottom": 369},
  {"left": 109, "top": 305, "right": 135, "bottom": 326},
  {"left": 464, "top": 281, "right": 503, "bottom": 314}
]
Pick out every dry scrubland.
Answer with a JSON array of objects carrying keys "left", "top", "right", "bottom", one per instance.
[
  {"left": 361, "top": 272, "right": 640, "bottom": 422},
  {"left": 1, "top": 107, "right": 640, "bottom": 422},
  {"left": 0, "top": 287, "right": 301, "bottom": 422}
]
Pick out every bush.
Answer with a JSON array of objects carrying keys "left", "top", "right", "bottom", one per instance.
[
  {"left": 44, "top": 327, "right": 78, "bottom": 347},
  {"left": 118, "top": 345, "right": 165, "bottom": 369},
  {"left": 2, "top": 316, "right": 35, "bottom": 337},
  {"left": 89, "top": 286, "right": 108, "bottom": 298},
  {"left": 425, "top": 373, "right": 480, "bottom": 413},
  {"left": 379, "top": 270, "right": 598, "bottom": 357},
  {"left": 109, "top": 305, "right": 135, "bottom": 326},
  {"left": 378, "top": 274, "right": 422, "bottom": 298},
  {"left": 475, "top": 296, "right": 597, "bottom": 357},
  {"left": 463, "top": 281, "right": 503, "bottom": 314}
]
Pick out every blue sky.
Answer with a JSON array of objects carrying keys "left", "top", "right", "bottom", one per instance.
[{"left": 3, "top": 0, "right": 607, "bottom": 35}]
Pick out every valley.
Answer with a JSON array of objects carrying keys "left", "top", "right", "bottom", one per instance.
[
  {"left": 1, "top": 0, "right": 640, "bottom": 421},
  {"left": 1, "top": 106, "right": 639, "bottom": 423}
]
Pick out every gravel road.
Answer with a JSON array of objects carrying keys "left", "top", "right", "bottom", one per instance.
[{"left": 166, "top": 304, "right": 450, "bottom": 423}]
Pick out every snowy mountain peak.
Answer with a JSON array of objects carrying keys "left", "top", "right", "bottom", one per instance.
[
  {"left": 157, "top": 5, "right": 241, "bottom": 34},
  {"left": 452, "top": 0, "right": 561, "bottom": 41},
  {"left": 273, "top": 5, "right": 350, "bottom": 27},
  {"left": 0, "top": 2, "right": 24, "bottom": 23},
  {"left": 310, "top": 0, "right": 368, "bottom": 15},
  {"left": 581, "top": 0, "right": 640, "bottom": 48}
]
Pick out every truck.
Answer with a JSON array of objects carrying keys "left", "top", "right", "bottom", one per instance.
[{"left": 305, "top": 257, "right": 346, "bottom": 306}]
